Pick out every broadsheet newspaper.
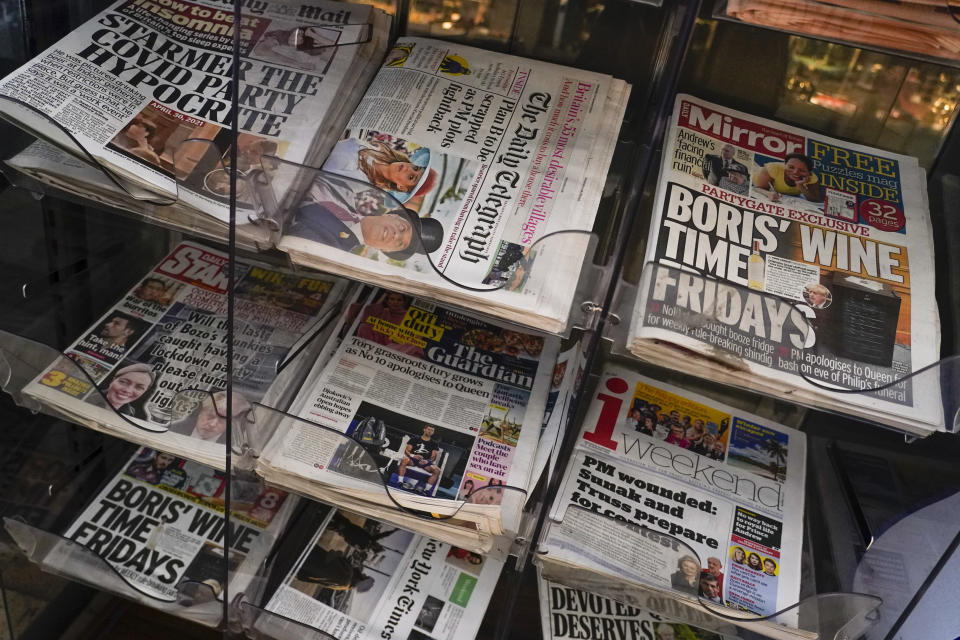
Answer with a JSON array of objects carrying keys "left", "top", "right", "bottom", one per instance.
[
  {"left": 260, "top": 505, "right": 503, "bottom": 640},
  {"left": 538, "top": 574, "right": 737, "bottom": 640},
  {"left": 259, "top": 287, "right": 558, "bottom": 542},
  {"left": 47, "top": 446, "right": 295, "bottom": 626},
  {"left": 0, "top": 0, "right": 387, "bottom": 226},
  {"left": 278, "top": 38, "right": 631, "bottom": 333},
  {"left": 629, "top": 94, "right": 941, "bottom": 434},
  {"left": 23, "top": 240, "right": 347, "bottom": 467},
  {"left": 538, "top": 364, "right": 807, "bottom": 632}
]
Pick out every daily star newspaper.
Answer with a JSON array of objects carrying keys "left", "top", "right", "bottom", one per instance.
[
  {"left": 0, "top": 0, "right": 388, "bottom": 226},
  {"left": 42, "top": 446, "right": 295, "bottom": 627},
  {"left": 629, "top": 94, "right": 941, "bottom": 434},
  {"left": 538, "top": 364, "right": 807, "bottom": 632},
  {"left": 23, "top": 240, "right": 347, "bottom": 467},
  {"left": 278, "top": 37, "right": 631, "bottom": 333},
  {"left": 258, "top": 287, "right": 558, "bottom": 544},
  {"left": 258, "top": 505, "right": 503, "bottom": 640}
]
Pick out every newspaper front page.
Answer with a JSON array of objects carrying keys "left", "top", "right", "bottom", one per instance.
[
  {"left": 538, "top": 574, "right": 737, "bottom": 640},
  {"left": 259, "top": 287, "right": 559, "bottom": 533},
  {"left": 261, "top": 506, "right": 503, "bottom": 640},
  {"left": 540, "top": 364, "right": 806, "bottom": 621},
  {"left": 24, "top": 240, "right": 347, "bottom": 466},
  {"left": 629, "top": 94, "right": 941, "bottom": 432},
  {"left": 279, "top": 37, "right": 631, "bottom": 332},
  {"left": 0, "top": 0, "right": 386, "bottom": 223},
  {"left": 49, "top": 446, "right": 295, "bottom": 625}
]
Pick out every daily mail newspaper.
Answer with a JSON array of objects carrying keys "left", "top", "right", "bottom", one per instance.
[
  {"left": 259, "top": 505, "right": 503, "bottom": 640},
  {"left": 278, "top": 38, "right": 631, "bottom": 333},
  {"left": 23, "top": 240, "right": 347, "bottom": 467},
  {"left": 258, "top": 287, "right": 558, "bottom": 539},
  {"left": 538, "top": 574, "right": 737, "bottom": 640},
  {"left": 0, "top": 0, "right": 387, "bottom": 225},
  {"left": 43, "top": 446, "right": 296, "bottom": 627},
  {"left": 629, "top": 94, "right": 941, "bottom": 434},
  {"left": 538, "top": 364, "right": 807, "bottom": 631}
]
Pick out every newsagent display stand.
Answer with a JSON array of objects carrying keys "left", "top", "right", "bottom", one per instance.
[{"left": 2, "top": 0, "right": 960, "bottom": 638}]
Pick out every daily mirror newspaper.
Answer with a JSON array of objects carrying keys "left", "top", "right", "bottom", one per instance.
[
  {"left": 539, "top": 364, "right": 806, "bottom": 628},
  {"left": 258, "top": 287, "right": 558, "bottom": 538},
  {"left": 47, "top": 446, "right": 295, "bottom": 626},
  {"left": 23, "top": 240, "right": 347, "bottom": 467},
  {"left": 278, "top": 38, "right": 631, "bottom": 333},
  {"left": 0, "top": 0, "right": 388, "bottom": 225},
  {"left": 259, "top": 505, "right": 503, "bottom": 640},
  {"left": 629, "top": 94, "right": 941, "bottom": 434}
]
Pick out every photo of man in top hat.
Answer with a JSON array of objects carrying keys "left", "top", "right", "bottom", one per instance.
[{"left": 288, "top": 171, "right": 444, "bottom": 261}]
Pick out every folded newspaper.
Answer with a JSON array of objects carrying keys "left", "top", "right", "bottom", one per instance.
[
  {"left": 255, "top": 504, "right": 503, "bottom": 640},
  {"left": 0, "top": 0, "right": 390, "bottom": 246},
  {"left": 538, "top": 573, "right": 738, "bottom": 640},
  {"left": 628, "top": 94, "right": 941, "bottom": 436},
  {"left": 20, "top": 239, "right": 348, "bottom": 468},
  {"left": 4, "top": 446, "right": 297, "bottom": 628},
  {"left": 3, "top": 26, "right": 629, "bottom": 333},
  {"left": 537, "top": 364, "right": 807, "bottom": 637},
  {"left": 258, "top": 286, "right": 559, "bottom": 552},
  {"left": 276, "top": 38, "right": 630, "bottom": 333}
]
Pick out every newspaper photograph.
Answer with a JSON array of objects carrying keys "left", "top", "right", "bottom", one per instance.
[
  {"left": 541, "top": 364, "right": 806, "bottom": 618},
  {"left": 260, "top": 287, "right": 558, "bottom": 529},
  {"left": 0, "top": 0, "right": 387, "bottom": 222},
  {"left": 25, "top": 240, "right": 347, "bottom": 463},
  {"left": 630, "top": 94, "right": 942, "bottom": 431},
  {"left": 262, "top": 507, "right": 503, "bottom": 640},
  {"left": 279, "top": 37, "right": 630, "bottom": 332},
  {"left": 56, "top": 446, "right": 294, "bottom": 603}
]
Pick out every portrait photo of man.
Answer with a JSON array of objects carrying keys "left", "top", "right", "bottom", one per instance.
[
  {"left": 702, "top": 144, "right": 748, "bottom": 186},
  {"left": 168, "top": 392, "right": 252, "bottom": 445}
]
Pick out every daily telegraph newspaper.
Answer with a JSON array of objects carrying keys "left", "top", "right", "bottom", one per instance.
[
  {"left": 259, "top": 506, "right": 503, "bottom": 640},
  {"left": 538, "top": 574, "right": 737, "bottom": 640},
  {"left": 23, "top": 240, "right": 347, "bottom": 467},
  {"left": 538, "top": 365, "right": 807, "bottom": 634},
  {"left": 0, "top": 0, "right": 388, "bottom": 227},
  {"left": 258, "top": 287, "right": 559, "bottom": 545},
  {"left": 629, "top": 95, "right": 941, "bottom": 435},
  {"left": 45, "top": 447, "right": 295, "bottom": 626},
  {"left": 278, "top": 38, "right": 631, "bottom": 333}
]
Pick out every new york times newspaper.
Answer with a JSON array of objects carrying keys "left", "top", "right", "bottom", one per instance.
[
  {"left": 538, "top": 575, "right": 736, "bottom": 640},
  {"left": 48, "top": 447, "right": 295, "bottom": 625},
  {"left": 629, "top": 95, "right": 941, "bottom": 432},
  {"left": 278, "top": 38, "right": 631, "bottom": 332},
  {"left": 260, "top": 507, "right": 503, "bottom": 640},
  {"left": 24, "top": 240, "right": 346, "bottom": 465},
  {"left": 0, "top": 0, "right": 386, "bottom": 223},
  {"left": 540, "top": 365, "right": 806, "bottom": 620},
  {"left": 259, "top": 287, "right": 558, "bottom": 533}
]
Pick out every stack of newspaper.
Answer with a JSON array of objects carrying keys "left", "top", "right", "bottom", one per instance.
[
  {"left": 0, "top": 0, "right": 391, "bottom": 246},
  {"left": 254, "top": 503, "right": 504, "bottom": 640},
  {"left": 628, "top": 94, "right": 942, "bottom": 436},
  {"left": 257, "top": 286, "right": 561, "bottom": 552},
  {"left": 0, "top": 0, "right": 630, "bottom": 332},
  {"left": 20, "top": 240, "right": 349, "bottom": 468},
  {"left": 536, "top": 364, "right": 808, "bottom": 636},
  {"left": 4, "top": 446, "right": 298, "bottom": 628}
]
